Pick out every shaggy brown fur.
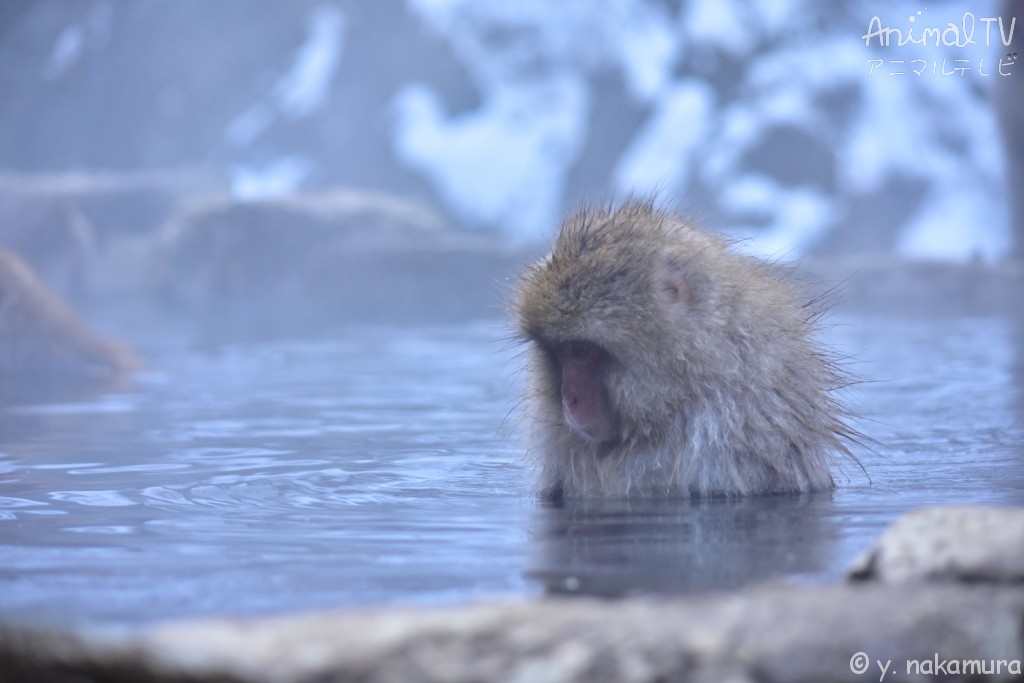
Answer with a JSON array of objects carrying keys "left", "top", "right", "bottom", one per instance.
[
  {"left": 0, "top": 248, "right": 137, "bottom": 391},
  {"left": 514, "top": 201, "right": 857, "bottom": 499}
]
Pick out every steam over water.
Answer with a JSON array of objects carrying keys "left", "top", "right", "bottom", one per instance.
[{"left": 1, "top": 314, "right": 1022, "bottom": 625}]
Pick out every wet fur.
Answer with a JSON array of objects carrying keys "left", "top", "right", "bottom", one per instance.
[
  {"left": 514, "top": 201, "right": 858, "bottom": 498},
  {"left": 0, "top": 248, "right": 138, "bottom": 386}
]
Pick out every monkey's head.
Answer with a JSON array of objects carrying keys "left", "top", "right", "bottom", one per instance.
[{"left": 515, "top": 202, "right": 736, "bottom": 448}]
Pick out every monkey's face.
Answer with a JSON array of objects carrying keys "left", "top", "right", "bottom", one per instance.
[
  {"left": 516, "top": 204, "right": 707, "bottom": 448},
  {"left": 549, "top": 339, "right": 617, "bottom": 443}
]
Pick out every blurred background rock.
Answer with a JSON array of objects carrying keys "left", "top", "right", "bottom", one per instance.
[{"left": 0, "top": 0, "right": 1019, "bottom": 326}]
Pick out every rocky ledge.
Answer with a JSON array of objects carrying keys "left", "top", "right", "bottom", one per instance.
[{"left": 1, "top": 506, "right": 1022, "bottom": 683}]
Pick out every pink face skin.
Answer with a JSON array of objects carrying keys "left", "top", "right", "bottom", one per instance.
[{"left": 553, "top": 340, "right": 616, "bottom": 443}]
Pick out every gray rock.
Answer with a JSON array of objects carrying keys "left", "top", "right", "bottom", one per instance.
[
  {"left": 848, "top": 506, "right": 1024, "bottom": 584},
  {"left": 150, "top": 191, "right": 534, "bottom": 331},
  {"left": 0, "top": 170, "right": 222, "bottom": 300},
  {"left": 1, "top": 584, "right": 1022, "bottom": 683},
  {"left": 3, "top": 507, "right": 1024, "bottom": 681}
]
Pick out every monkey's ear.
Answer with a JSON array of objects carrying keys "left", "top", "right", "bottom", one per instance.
[{"left": 659, "top": 264, "right": 692, "bottom": 306}]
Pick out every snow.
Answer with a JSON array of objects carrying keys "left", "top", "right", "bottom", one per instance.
[
  {"left": 722, "top": 176, "right": 834, "bottom": 259},
  {"left": 225, "top": 4, "right": 345, "bottom": 150},
  {"left": 25, "top": 0, "right": 1016, "bottom": 261},
  {"left": 897, "top": 186, "right": 1010, "bottom": 261},
  {"left": 682, "top": 0, "right": 755, "bottom": 57},
  {"left": 43, "top": 26, "right": 84, "bottom": 81},
  {"left": 394, "top": 0, "right": 1009, "bottom": 260},
  {"left": 225, "top": 104, "right": 275, "bottom": 149},
  {"left": 274, "top": 5, "right": 346, "bottom": 119},
  {"left": 834, "top": 1, "right": 1009, "bottom": 260},
  {"left": 222, "top": 5, "right": 344, "bottom": 200},
  {"left": 393, "top": 75, "right": 588, "bottom": 238},
  {"left": 35, "top": 0, "right": 1014, "bottom": 260},
  {"left": 229, "top": 156, "right": 313, "bottom": 200},
  {"left": 614, "top": 80, "right": 715, "bottom": 195},
  {"left": 41, "top": 3, "right": 112, "bottom": 80},
  {"left": 610, "top": 4, "right": 680, "bottom": 102},
  {"left": 397, "top": 0, "right": 693, "bottom": 235}
]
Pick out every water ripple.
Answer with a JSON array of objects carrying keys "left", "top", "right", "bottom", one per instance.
[{"left": 0, "top": 318, "right": 1019, "bottom": 625}]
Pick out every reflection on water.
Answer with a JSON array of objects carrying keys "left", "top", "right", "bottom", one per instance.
[
  {"left": 0, "top": 315, "right": 1022, "bottom": 625},
  {"left": 531, "top": 494, "right": 837, "bottom": 596}
]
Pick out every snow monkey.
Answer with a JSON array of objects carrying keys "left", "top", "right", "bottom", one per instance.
[
  {"left": 514, "top": 201, "right": 858, "bottom": 499},
  {"left": 0, "top": 248, "right": 138, "bottom": 390}
]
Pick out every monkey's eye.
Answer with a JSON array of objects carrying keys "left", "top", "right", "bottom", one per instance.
[
  {"left": 568, "top": 341, "right": 592, "bottom": 359},
  {"left": 559, "top": 340, "right": 599, "bottom": 362}
]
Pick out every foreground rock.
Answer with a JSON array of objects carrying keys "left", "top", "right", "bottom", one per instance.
[
  {"left": 848, "top": 506, "right": 1024, "bottom": 584},
  {"left": 2, "top": 584, "right": 1022, "bottom": 683},
  {"left": 150, "top": 191, "right": 533, "bottom": 331},
  {"left": 1, "top": 506, "right": 1023, "bottom": 683},
  {"left": 0, "top": 248, "right": 138, "bottom": 399}
]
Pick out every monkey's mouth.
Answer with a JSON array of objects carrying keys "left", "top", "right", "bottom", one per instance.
[
  {"left": 551, "top": 338, "right": 618, "bottom": 444},
  {"left": 562, "top": 403, "right": 617, "bottom": 444}
]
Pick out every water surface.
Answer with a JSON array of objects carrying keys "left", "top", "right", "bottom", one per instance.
[{"left": 1, "top": 314, "right": 1022, "bottom": 625}]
